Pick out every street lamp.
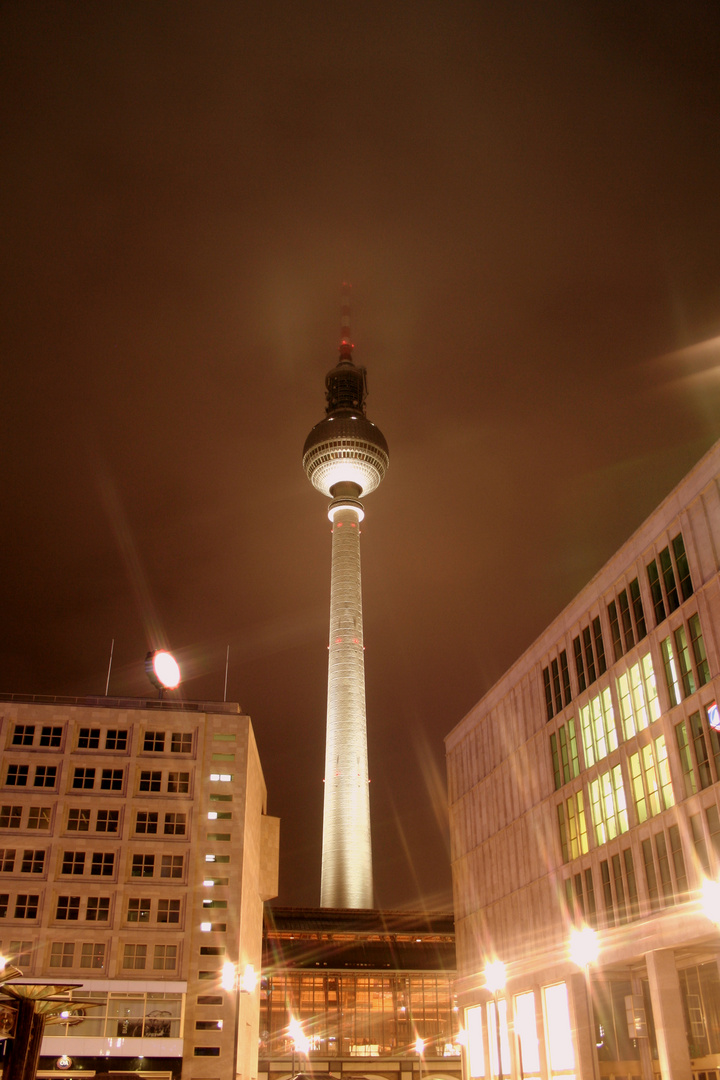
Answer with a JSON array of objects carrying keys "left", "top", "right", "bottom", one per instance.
[
  {"left": 484, "top": 960, "right": 506, "bottom": 1080},
  {"left": 288, "top": 1016, "right": 309, "bottom": 1077},
  {"left": 569, "top": 926, "right": 599, "bottom": 1080}
]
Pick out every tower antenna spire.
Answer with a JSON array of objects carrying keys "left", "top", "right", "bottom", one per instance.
[{"left": 339, "top": 282, "right": 353, "bottom": 363}]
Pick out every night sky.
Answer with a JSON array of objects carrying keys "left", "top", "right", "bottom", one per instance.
[{"left": 2, "top": 2, "right": 720, "bottom": 910}]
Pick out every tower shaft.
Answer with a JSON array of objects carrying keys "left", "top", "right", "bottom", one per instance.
[{"left": 321, "top": 499, "right": 373, "bottom": 909}]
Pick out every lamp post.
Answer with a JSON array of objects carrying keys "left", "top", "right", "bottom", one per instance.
[
  {"left": 485, "top": 961, "right": 506, "bottom": 1080},
  {"left": 569, "top": 926, "right": 599, "bottom": 1080},
  {"left": 415, "top": 1034, "right": 425, "bottom": 1080},
  {"left": 288, "top": 1016, "right": 309, "bottom": 1078}
]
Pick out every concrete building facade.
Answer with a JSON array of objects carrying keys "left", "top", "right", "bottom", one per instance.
[
  {"left": 446, "top": 440, "right": 720, "bottom": 1080},
  {"left": 0, "top": 695, "right": 279, "bottom": 1080}
]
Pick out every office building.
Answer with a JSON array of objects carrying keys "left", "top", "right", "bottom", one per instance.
[
  {"left": 446, "top": 439, "right": 720, "bottom": 1080},
  {"left": 0, "top": 694, "right": 279, "bottom": 1080},
  {"left": 302, "top": 290, "right": 389, "bottom": 909}
]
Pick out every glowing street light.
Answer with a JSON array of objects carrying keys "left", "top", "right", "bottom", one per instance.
[
  {"left": 145, "top": 650, "right": 181, "bottom": 696},
  {"left": 484, "top": 960, "right": 506, "bottom": 1080},
  {"left": 288, "top": 1016, "right": 309, "bottom": 1076}
]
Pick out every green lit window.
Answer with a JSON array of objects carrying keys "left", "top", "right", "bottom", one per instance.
[
  {"left": 629, "top": 736, "right": 673, "bottom": 824},
  {"left": 557, "top": 791, "right": 588, "bottom": 862},
  {"left": 674, "top": 625, "right": 696, "bottom": 697},
  {"left": 616, "top": 653, "right": 660, "bottom": 740},
  {"left": 579, "top": 687, "right": 617, "bottom": 767},
  {"left": 550, "top": 719, "right": 579, "bottom": 790},
  {"left": 589, "top": 765, "right": 628, "bottom": 846}
]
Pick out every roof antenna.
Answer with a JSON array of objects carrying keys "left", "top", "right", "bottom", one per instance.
[{"left": 339, "top": 282, "right": 353, "bottom": 363}]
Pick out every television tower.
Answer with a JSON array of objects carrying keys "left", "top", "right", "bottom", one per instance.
[{"left": 303, "top": 289, "right": 389, "bottom": 909}]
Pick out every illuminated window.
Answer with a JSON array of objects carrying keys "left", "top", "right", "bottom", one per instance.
[
  {"left": 68, "top": 808, "right": 90, "bottom": 831},
  {"left": 616, "top": 653, "right": 660, "bottom": 739},
  {"left": 34, "top": 766, "right": 56, "bottom": 788},
  {"left": 143, "top": 731, "right": 165, "bottom": 752},
  {"left": 123, "top": 943, "right": 147, "bottom": 970},
  {"left": 11, "top": 726, "right": 34, "bottom": 747},
  {"left": 96, "top": 809, "right": 119, "bottom": 833},
  {"left": 6, "top": 765, "right": 28, "bottom": 787},
  {"left": 542, "top": 982, "right": 575, "bottom": 1077},
  {"left": 589, "top": 765, "right": 628, "bottom": 846},
  {"left": 0, "top": 850, "right": 15, "bottom": 872},
  {"left": 20, "top": 849, "right": 44, "bottom": 873},
  {"left": 39, "top": 726, "right": 62, "bottom": 747},
  {"left": 487, "top": 996, "right": 510, "bottom": 1079},
  {"left": 556, "top": 791, "right": 588, "bottom": 862},
  {"left": 0, "top": 807, "right": 21, "bottom": 829},
  {"left": 27, "top": 807, "right": 50, "bottom": 830},
  {"left": 80, "top": 943, "right": 105, "bottom": 969},
  {"left": 86, "top": 897, "right": 110, "bottom": 921},
  {"left": 154, "top": 944, "right": 177, "bottom": 970},
  {"left": 105, "top": 728, "right": 128, "bottom": 750},
  {"left": 78, "top": 728, "right": 100, "bottom": 749},
  {"left": 629, "top": 736, "right": 674, "bottom": 823},
  {"left": 209, "top": 773, "right": 232, "bottom": 783},
  {"left": 50, "top": 942, "right": 74, "bottom": 967},
  {"left": 127, "top": 897, "right": 151, "bottom": 923},
  {"left": 579, "top": 687, "right": 617, "bottom": 766}
]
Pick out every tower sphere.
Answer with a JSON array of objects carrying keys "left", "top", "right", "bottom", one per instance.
[{"left": 303, "top": 412, "right": 389, "bottom": 498}]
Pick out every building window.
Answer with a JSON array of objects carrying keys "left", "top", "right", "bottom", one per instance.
[
  {"left": 123, "top": 944, "right": 147, "bottom": 970},
  {"left": 0, "top": 850, "right": 15, "bottom": 872},
  {"left": 707, "top": 805, "right": 720, "bottom": 863},
  {"left": 551, "top": 658, "right": 563, "bottom": 716},
  {"left": 78, "top": 728, "right": 100, "bottom": 749},
  {"left": 567, "top": 868, "right": 597, "bottom": 928},
  {"left": 132, "top": 854, "right": 154, "bottom": 878},
  {"left": 676, "top": 712, "right": 712, "bottom": 796},
  {"left": 11, "top": 726, "right": 34, "bottom": 747},
  {"left": 617, "top": 590, "right": 635, "bottom": 652},
  {"left": 100, "top": 769, "right": 124, "bottom": 791},
  {"left": 33, "top": 766, "right": 57, "bottom": 788},
  {"left": 68, "top": 808, "right": 90, "bottom": 831},
  {"left": 171, "top": 733, "right": 192, "bottom": 753},
  {"left": 0, "top": 894, "right": 8, "bottom": 917},
  {"left": 644, "top": 828, "right": 688, "bottom": 907},
  {"left": 689, "top": 613, "right": 710, "bottom": 686},
  {"left": 647, "top": 559, "right": 666, "bottom": 625},
  {"left": 72, "top": 768, "right": 95, "bottom": 790},
  {"left": 39, "top": 726, "right": 62, "bottom": 748},
  {"left": 592, "top": 617, "right": 607, "bottom": 676},
  {"left": 557, "top": 791, "right": 588, "bottom": 862},
  {"left": 135, "top": 812, "right": 158, "bottom": 835},
  {"left": 27, "top": 808, "right": 50, "bottom": 830},
  {"left": 600, "top": 849, "right": 639, "bottom": 926},
  {"left": 589, "top": 765, "right": 628, "bottom": 846},
  {"left": 62, "top": 852, "right": 85, "bottom": 875},
  {"left": 543, "top": 667, "right": 553, "bottom": 721},
  {"left": 630, "top": 578, "right": 647, "bottom": 639},
  {"left": 579, "top": 688, "right": 618, "bottom": 767},
  {"left": 127, "top": 897, "right": 151, "bottom": 923},
  {"left": 0, "top": 807, "right": 21, "bottom": 829},
  {"left": 157, "top": 899, "right": 181, "bottom": 923},
  {"left": 80, "top": 943, "right": 105, "bottom": 969},
  {"left": 661, "top": 637, "right": 682, "bottom": 707},
  {"left": 164, "top": 812, "right": 186, "bottom": 836},
  {"left": 194, "top": 1048, "right": 220, "bottom": 1057},
  {"left": 6, "top": 765, "right": 28, "bottom": 787},
  {"left": 91, "top": 853, "right": 114, "bottom": 876},
  {"left": 153, "top": 944, "right": 177, "bottom": 970},
  {"left": 20, "top": 850, "right": 44, "bottom": 874},
  {"left": 629, "top": 736, "right": 674, "bottom": 823},
  {"left": 50, "top": 942, "right": 74, "bottom": 967},
  {"left": 616, "top": 653, "right": 660, "bottom": 740},
  {"left": 673, "top": 533, "right": 694, "bottom": 601},
  {"left": 205, "top": 854, "right": 230, "bottom": 863},
  {"left": 659, "top": 546, "right": 680, "bottom": 613},
  {"left": 96, "top": 810, "right": 119, "bottom": 833},
  {"left": 105, "top": 729, "right": 128, "bottom": 751},
  {"left": 608, "top": 600, "right": 623, "bottom": 663},
  {"left": 582, "top": 626, "right": 597, "bottom": 684},
  {"left": 8, "top": 942, "right": 32, "bottom": 968},
  {"left": 139, "top": 771, "right": 161, "bottom": 792},
  {"left": 690, "top": 814, "right": 711, "bottom": 876},
  {"left": 86, "top": 897, "right": 110, "bottom": 921},
  {"left": 669, "top": 823, "right": 689, "bottom": 896},
  {"left": 167, "top": 772, "right": 190, "bottom": 794},
  {"left": 143, "top": 731, "right": 165, "bottom": 752},
  {"left": 14, "top": 894, "right": 38, "bottom": 919},
  {"left": 161, "top": 855, "right": 184, "bottom": 879},
  {"left": 209, "top": 773, "right": 232, "bottom": 783}
]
